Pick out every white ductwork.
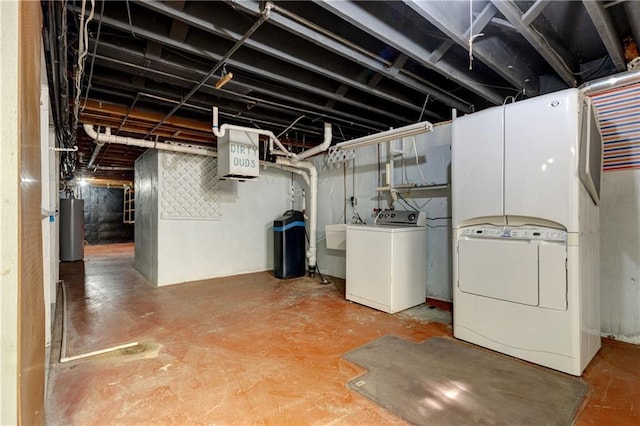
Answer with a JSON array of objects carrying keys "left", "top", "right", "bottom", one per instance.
[
  {"left": 579, "top": 69, "right": 640, "bottom": 96},
  {"left": 83, "top": 124, "right": 217, "bottom": 157},
  {"left": 276, "top": 157, "right": 319, "bottom": 272}
]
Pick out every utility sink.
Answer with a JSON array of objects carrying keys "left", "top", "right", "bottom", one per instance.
[{"left": 325, "top": 224, "right": 347, "bottom": 250}]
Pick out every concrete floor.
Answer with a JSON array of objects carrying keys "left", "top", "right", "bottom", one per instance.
[{"left": 47, "top": 243, "right": 640, "bottom": 425}]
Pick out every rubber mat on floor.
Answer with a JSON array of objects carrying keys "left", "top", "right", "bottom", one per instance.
[{"left": 343, "top": 335, "right": 588, "bottom": 425}]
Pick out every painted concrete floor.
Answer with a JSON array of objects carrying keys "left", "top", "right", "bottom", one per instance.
[{"left": 47, "top": 243, "right": 640, "bottom": 425}]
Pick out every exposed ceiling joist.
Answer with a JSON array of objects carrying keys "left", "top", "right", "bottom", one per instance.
[
  {"left": 88, "top": 44, "right": 384, "bottom": 135},
  {"left": 464, "top": 2, "right": 498, "bottom": 38},
  {"left": 404, "top": 0, "right": 539, "bottom": 95},
  {"left": 582, "top": 0, "right": 626, "bottom": 72},
  {"left": 223, "top": 0, "right": 470, "bottom": 114},
  {"left": 70, "top": 6, "right": 407, "bottom": 132},
  {"left": 521, "top": 0, "right": 552, "bottom": 26},
  {"left": 624, "top": 1, "right": 640, "bottom": 50},
  {"left": 82, "top": 99, "right": 214, "bottom": 133},
  {"left": 491, "top": 0, "right": 577, "bottom": 87},
  {"left": 136, "top": 0, "right": 444, "bottom": 121},
  {"left": 314, "top": 0, "right": 505, "bottom": 105},
  {"left": 44, "top": 0, "right": 640, "bottom": 182}
]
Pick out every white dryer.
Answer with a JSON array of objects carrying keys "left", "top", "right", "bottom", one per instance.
[
  {"left": 452, "top": 88, "right": 602, "bottom": 376},
  {"left": 346, "top": 210, "right": 427, "bottom": 314}
]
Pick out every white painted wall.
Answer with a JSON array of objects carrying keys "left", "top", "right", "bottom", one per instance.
[
  {"left": 135, "top": 126, "right": 453, "bottom": 299},
  {"left": 601, "top": 170, "right": 640, "bottom": 344},
  {"left": 316, "top": 124, "right": 452, "bottom": 301},
  {"left": 157, "top": 154, "right": 293, "bottom": 286},
  {"left": 136, "top": 150, "right": 299, "bottom": 286},
  {"left": 0, "top": 2, "right": 20, "bottom": 422}
]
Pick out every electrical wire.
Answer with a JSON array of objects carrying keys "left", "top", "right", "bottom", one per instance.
[
  {"left": 467, "top": 0, "right": 484, "bottom": 71},
  {"left": 277, "top": 115, "right": 306, "bottom": 138},
  {"left": 527, "top": 24, "right": 607, "bottom": 81},
  {"left": 125, "top": 0, "right": 140, "bottom": 39},
  {"left": 418, "top": 95, "right": 430, "bottom": 122},
  {"left": 396, "top": 193, "right": 419, "bottom": 212},
  {"left": 343, "top": 163, "right": 347, "bottom": 224},
  {"left": 411, "top": 137, "right": 428, "bottom": 184},
  {"left": 73, "top": 0, "right": 94, "bottom": 129},
  {"left": 81, "top": 0, "right": 104, "bottom": 111}
]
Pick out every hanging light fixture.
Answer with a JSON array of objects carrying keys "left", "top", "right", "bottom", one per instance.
[
  {"left": 215, "top": 64, "right": 234, "bottom": 89},
  {"left": 335, "top": 121, "right": 433, "bottom": 150}
]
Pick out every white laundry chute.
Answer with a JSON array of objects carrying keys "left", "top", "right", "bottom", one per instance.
[{"left": 216, "top": 128, "right": 260, "bottom": 180}]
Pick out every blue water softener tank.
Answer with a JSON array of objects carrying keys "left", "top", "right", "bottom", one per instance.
[{"left": 273, "top": 210, "right": 306, "bottom": 279}]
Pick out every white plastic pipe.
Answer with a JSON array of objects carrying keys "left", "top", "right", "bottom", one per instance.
[
  {"left": 276, "top": 157, "right": 318, "bottom": 271},
  {"left": 95, "top": 165, "right": 134, "bottom": 171},
  {"left": 50, "top": 146, "right": 79, "bottom": 152},
  {"left": 212, "top": 106, "right": 298, "bottom": 159},
  {"left": 84, "top": 124, "right": 217, "bottom": 157},
  {"left": 268, "top": 163, "right": 310, "bottom": 186},
  {"left": 296, "top": 122, "right": 333, "bottom": 160},
  {"left": 87, "top": 126, "right": 107, "bottom": 169},
  {"left": 85, "top": 122, "right": 316, "bottom": 270}
]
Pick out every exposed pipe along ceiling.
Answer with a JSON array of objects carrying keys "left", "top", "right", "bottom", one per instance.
[{"left": 42, "top": 1, "right": 640, "bottom": 274}]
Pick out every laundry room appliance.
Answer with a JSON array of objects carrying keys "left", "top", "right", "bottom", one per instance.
[
  {"left": 452, "top": 88, "right": 602, "bottom": 376},
  {"left": 59, "top": 197, "right": 85, "bottom": 261},
  {"left": 273, "top": 210, "right": 306, "bottom": 279},
  {"left": 346, "top": 210, "right": 427, "bottom": 314}
]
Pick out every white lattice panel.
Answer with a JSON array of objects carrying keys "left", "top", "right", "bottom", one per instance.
[
  {"left": 326, "top": 146, "right": 355, "bottom": 168},
  {"left": 160, "top": 152, "right": 223, "bottom": 220}
]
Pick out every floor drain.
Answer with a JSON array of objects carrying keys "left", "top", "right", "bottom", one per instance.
[{"left": 121, "top": 344, "right": 146, "bottom": 355}]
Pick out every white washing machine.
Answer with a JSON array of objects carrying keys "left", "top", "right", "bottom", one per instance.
[{"left": 346, "top": 210, "right": 427, "bottom": 314}]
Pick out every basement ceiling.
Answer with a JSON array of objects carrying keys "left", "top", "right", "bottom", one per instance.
[{"left": 42, "top": 0, "right": 640, "bottom": 182}]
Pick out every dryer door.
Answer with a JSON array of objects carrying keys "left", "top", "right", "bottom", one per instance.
[{"left": 458, "top": 238, "right": 539, "bottom": 306}]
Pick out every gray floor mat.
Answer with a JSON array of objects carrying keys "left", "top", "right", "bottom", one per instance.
[{"left": 343, "top": 335, "right": 588, "bottom": 426}]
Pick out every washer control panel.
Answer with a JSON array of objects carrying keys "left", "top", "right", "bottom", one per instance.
[
  {"left": 374, "top": 210, "right": 426, "bottom": 227},
  {"left": 459, "top": 225, "right": 567, "bottom": 241}
]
